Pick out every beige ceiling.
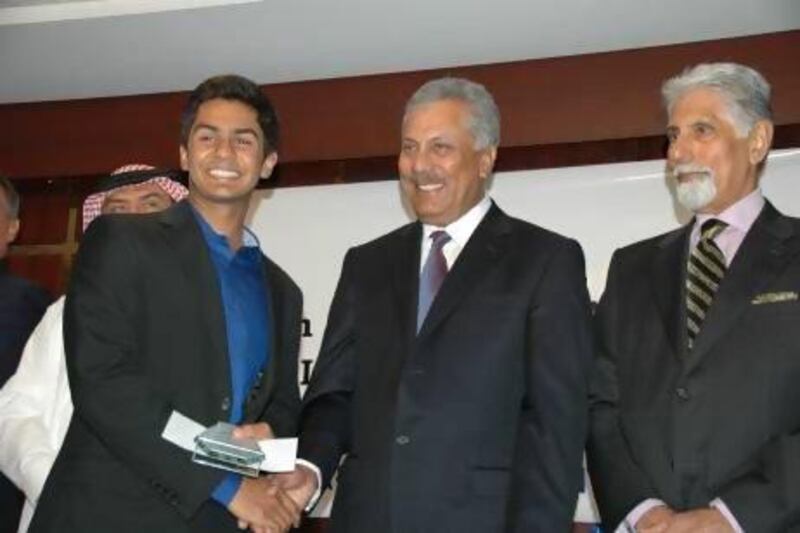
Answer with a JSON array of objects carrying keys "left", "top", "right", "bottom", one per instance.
[{"left": 0, "top": 0, "right": 798, "bottom": 104}]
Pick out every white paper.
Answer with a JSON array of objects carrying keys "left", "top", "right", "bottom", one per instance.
[
  {"left": 162, "top": 410, "right": 207, "bottom": 452},
  {"left": 258, "top": 438, "right": 298, "bottom": 473},
  {"left": 161, "top": 410, "right": 298, "bottom": 472}
]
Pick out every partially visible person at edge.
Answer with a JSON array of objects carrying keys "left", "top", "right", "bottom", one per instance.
[
  {"left": 0, "top": 175, "right": 51, "bottom": 533},
  {"left": 0, "top": 164, "right": 187, "bottom": 532}
]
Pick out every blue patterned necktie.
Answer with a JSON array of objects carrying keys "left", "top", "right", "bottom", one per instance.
[{"left": 417, "top": 230, "right": 451, "bottom": 332}]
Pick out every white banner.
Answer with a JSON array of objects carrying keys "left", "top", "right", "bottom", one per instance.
[{"left": 247, "top": 148, "right": 800, "bottom": 520}]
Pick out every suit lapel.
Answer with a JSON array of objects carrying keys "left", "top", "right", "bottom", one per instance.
[
  {"left": 687, "top": 202, "right": 798, "bottom": 369},
  {"left": 418, "top": 204, "right": 509, "bottom": 338},
  {"left": 392, "top": 222, "right": 422, "bottom": 344},
  {"left": 651, "top": 225, "right": 692, "bottom": 360},
  {"left": 159, "top": 202, "right": 231, "bottom": 399},
  {"left": 249, "top": 259, "right": 279, "bottom": 414}
]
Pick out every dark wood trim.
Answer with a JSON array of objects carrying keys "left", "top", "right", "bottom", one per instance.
[
  {"left": 2, "top": 30, "right": 799, "bottom": 180},
  {"left": 13, "top": 123, "right": 798, "bottom": 192}
]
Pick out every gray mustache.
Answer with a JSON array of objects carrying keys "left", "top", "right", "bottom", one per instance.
[
  {"left": 669, "top": 164, "right": 713, "bottom": 180},
  {"left": 404, "top": 173, "right": 445, "bottom": 186}
]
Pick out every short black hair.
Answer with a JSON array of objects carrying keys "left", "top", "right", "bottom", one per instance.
[
  {"left": 0, "top": 175, "right": 20, "bottom": 219},
  {"left": 180, "top": 74, "right": 279, "bottom": 155}
]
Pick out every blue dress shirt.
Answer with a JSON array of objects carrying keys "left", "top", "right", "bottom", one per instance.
[{"left": 190, "top": 209, "right": 271, "bottom": 507}]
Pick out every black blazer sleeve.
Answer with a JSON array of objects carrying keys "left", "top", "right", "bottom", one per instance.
[
  {"left": 715, "top": 430, "right": 800, "bottom": 531},
  {"left": 507, "top": 238, "right": 594, "bottom": 531},
  {"left": 256, "top": 260, "right": 303, "bottom": 438},
  {"left": 64, "top": 217, "right": 227, "bottom": 518},
  {"left": 587, "top": 249, "right": 659, "bottom": 528},
  {"left": 297, "top": 248, "right": 357, "bottom": 489}
]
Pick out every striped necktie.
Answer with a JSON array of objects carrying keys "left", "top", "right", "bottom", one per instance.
[
  {"left": 417, "top": 230, "right": 451, "bottom": 332},
  {"left": 686, "top": 218, "right": 728, "bottom": 349}
]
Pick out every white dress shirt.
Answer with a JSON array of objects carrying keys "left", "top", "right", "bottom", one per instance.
[
  {"left": 0, "top": 297, "right": 71, "bottom": 533},
  {"left": 419, "top": 195, "right": 492, "bottom": 272}
]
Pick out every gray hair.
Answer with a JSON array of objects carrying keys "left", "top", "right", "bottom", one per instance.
[
  {"left": 662, "top": 62, "right": 772, "bottom": 137},
  {"left": 0, "top": 176, "right": 20, "bottom": 219},
  {"left": 404, "top": 77, "right": 500, "bottom": 150}
]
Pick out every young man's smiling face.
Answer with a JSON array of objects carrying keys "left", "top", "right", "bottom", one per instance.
[{"left": 181, "top": 98, "right": 277, "bottom": 207}]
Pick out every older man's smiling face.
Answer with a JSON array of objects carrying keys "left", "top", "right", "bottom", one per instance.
[{"left": 398, "top": 99, "right": 495, "bottom": 227}]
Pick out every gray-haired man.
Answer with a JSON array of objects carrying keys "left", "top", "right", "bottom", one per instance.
[
  {"left": 275, "top": 77, "right": 594, "bottom": 532},
  {"left": 588, "top": 63, "right": 798, "bottom": 533}
]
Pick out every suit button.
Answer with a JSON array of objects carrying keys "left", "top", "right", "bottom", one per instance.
[
  {"left": 221, "top": 396, "right": 231, "bottom": 411},
  {"left": 395, "top": 435, "right": 411, "bottom": 446},
  {"left": 675, "top": 387, "right": 690, "bottom": 401}
]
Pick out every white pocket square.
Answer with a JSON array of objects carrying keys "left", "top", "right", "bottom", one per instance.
[{"left": 751, "top": 291, "right": 799, "bottom": 305}]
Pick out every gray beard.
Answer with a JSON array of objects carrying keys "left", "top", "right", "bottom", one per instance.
[{"left": 674, "top": 171, "right": 717, "bottom": 212}]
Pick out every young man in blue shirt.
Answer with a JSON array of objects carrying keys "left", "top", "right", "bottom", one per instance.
[{"left": 31, "top": 75, "right": 303, "bottom": 533}]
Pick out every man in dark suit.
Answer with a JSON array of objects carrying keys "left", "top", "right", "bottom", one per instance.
[
  {"left": 30, "top": 75, "right": 303, "bottom": 532},
  {"left": 588, "top": 63, "right": 799, "bottom": 533},
  {"left": 276, "top": 77, "right": 593, "bottom": 532},
  {"left": 0, "top": 176, "right": 51, "bottom": 383},
  {"left": 0, "top": 175, "right": 51, "bottom": 533}
]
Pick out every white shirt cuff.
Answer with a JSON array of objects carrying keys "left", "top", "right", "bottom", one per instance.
[
  {"left": 294, "top": 458, "right": 322, "bottom": 512},
  {"left": 616, "top": 498, "right": 667, "bottom": 532},
  {"left": 710, "top": 498, "right": 744, "bottom": 533}
]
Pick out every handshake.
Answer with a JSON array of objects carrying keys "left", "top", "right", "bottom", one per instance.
[{"left": 224, "top": 423, "right": 319, "bottom": 533}]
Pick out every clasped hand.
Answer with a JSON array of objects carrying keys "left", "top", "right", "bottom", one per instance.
[
  {"left": 226, "top": 423, "right": 318, "bottom": 533},
  {"left": 637, "top": 505, "right": 735, "bottom": 533}
]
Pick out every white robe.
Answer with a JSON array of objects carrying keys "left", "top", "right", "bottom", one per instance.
[{"left": 0, "top": 297, "right": 72, "bottom": 533}]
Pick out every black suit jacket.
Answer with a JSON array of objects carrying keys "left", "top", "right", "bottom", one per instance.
[
  {"left": 0, "top": 264, "right": 50, "bottom": 384},
  {"left": 30, "top": 201, "right": 302, "bottom": 533},
  {"left": 588, "top": 201, "right": 800, "bottom": 532},
  {"left": 299, "top": 203, "right": 593, "bottom": 533}
]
